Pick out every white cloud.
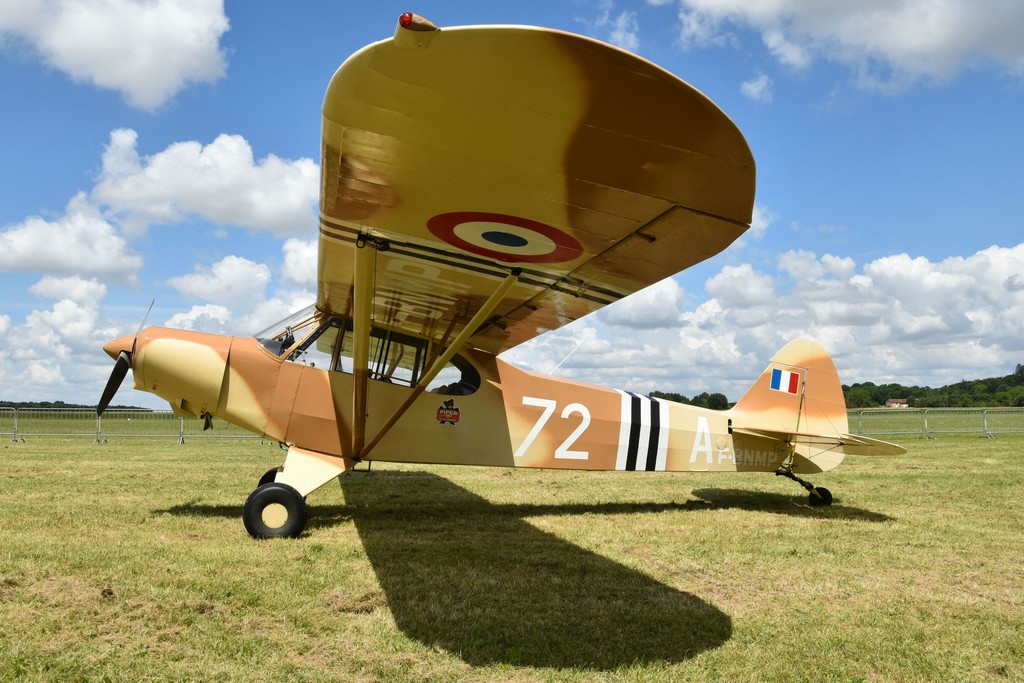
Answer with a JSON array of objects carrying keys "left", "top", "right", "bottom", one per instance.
[
  {"left": 0, "top": 0, "right": 229, "bottom": 110},
  {"left": 23, "top": 300, "right": 103, "bottom": 354},
  {"left": 162, "top": 291, "right": 314, "bottom": 337},
  {"left": 0, "top": 274, "right": 120, "bottom": 402},
  {"left": 778, "top": 248, "right": 826, "bottom": 280},
  {"left": 603, "top": 9, "right": 641, "bottom": 52},
  {"left": 675, "top": 7, "right": 729, "bottom": 49},
  {"left": 27, "top": 362, "right": 63, "bottom": 386},
  {"left": 164, "top": 304, "right": 232, "bottom": 332},
  {"left": 665, "top": 0, "right": 1024, "bottom": 89},
  {"left": 281, "top": 238, "right": 317, "bottom": 289},
  {"left": 501, "top": 323, "right": 614, "bottom": 377},
  {"left": 93, "top": 129, "right": 319, "bottom": 236},
  {"left": 163, "top": 248, "right": 314, "bottom": 336},
  {"left": 589, "top": 2, "right": 641, "bottom": 52},
  {"left": 1005, "top": 273, "right": 1024, "bottom": 293},
  {"left": 29, "top": 276, "right": 107, "bottom": 304},
  {"left": 775, "top": 244, "right": 1024, "bottom": 382},
  {"left": 762, "top": 28, "right": 811, "bottom": 70},
  {"left": 706, "top": 264, "right": 775, "bottom": 307},
  {"left": 167, "top": 255, "right": 271, "bottom": 311},
  {"left": 510, "top": 242, "right": 1024, "bottom": 400},
  {"left": 821, "top": 254, "right": 855, "bottom": 279},
  {"left": 747, "top": 203, "right": 776, "bottom": 239},
  {"left": 601, "top": 277, "right": 684, "bottom": 329},
  {"left": 0, "top": 193, "right": 142, "bottom": 281},
  {"left": 234, "top": 291, "right": 316, "bottom": 336},
  {"left": 740, "top": 73, "right": 774, "bottom": 103}
]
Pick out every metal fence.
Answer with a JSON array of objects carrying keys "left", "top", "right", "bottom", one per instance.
[
  {"left": 0, "top": 407, "right": 15, "bottom": 439},
  {"left": 3, "top": 406, "right": 1023, "bottom": 442},
  {"left": 2, "top": 408, "right": 259, "bottom": 443},
  {"left": 848, "top": 408, "right": 1024, "bottom": 438}
]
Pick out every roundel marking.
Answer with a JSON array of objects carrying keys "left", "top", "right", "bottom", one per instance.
[
  {"left": 482, "top": 231, "right": 529, "bottom": 248},
  {"left": 427, "top": 212, "right": 584, "bottom": 263}
]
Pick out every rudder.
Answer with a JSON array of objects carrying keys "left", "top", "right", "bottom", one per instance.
[{"left": 730, "top": 339, "right": 850, "bottom": 472}]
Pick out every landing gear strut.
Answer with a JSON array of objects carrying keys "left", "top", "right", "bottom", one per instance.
[
  {"left": 775, "top": 455, "right": 833, "bottom": 507},
  {"left": 241, "top": 445, "right": 355, "bottom": 539}
]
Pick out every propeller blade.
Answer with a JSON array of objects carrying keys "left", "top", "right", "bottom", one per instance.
[
  {"left": 134, "top": 299, "right": 155, "bottom": 353},
  {"left": 97, "top": 350, "right": 131, "bottom": 416}
]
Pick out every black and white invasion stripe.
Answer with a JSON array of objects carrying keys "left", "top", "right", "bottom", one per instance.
[{"left": 615, "top": 391, "right": 670, "bottom": 471}]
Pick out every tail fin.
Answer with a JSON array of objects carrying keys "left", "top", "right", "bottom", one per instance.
[
  {"left": 730, "top": 339, "right": 905, "bottom": 473},
  {"left": 732, "top": 339, "right": 848, "bottom": 437}
]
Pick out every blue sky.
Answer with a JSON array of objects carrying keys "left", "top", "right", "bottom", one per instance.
[{"left": 1, "top": 0, "right": 1022, "bottom": 408}]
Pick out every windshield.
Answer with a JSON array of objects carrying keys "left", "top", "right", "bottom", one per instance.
[{"left": 254, "top": 304, "right": 320, "bottom": 356}]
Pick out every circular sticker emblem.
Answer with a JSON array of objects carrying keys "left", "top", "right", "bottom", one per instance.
[{"left": 427, "top": 212, "right": 583, "bottom": 263}]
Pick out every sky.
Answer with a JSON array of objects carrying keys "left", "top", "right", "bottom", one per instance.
[{"left": 1, "top": 0, "right": 1022, "bottom": 409}]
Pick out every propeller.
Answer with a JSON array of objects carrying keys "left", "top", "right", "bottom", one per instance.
[
  {"left": 98, "top": 352, "right": 131, "bottom": 415},
  {"left": 97, "top": 301, "right": 154, "bottom": 416}
]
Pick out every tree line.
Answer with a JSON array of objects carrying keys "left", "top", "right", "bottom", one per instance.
[
  {"left": 648, "top": 391, "right": 730, "bottom": 410},
  {"left": 0, "top": 401, "right": 148, "bottom": 411},
  {"left": 843, "top": 363, "right": 1024, "bottom": 408},
  {"left": 652, "top": 364, "right": 1024, "bottom": 410}
]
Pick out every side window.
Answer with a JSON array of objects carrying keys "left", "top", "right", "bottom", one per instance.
[
  {"left": 430, "top": 353, "right": 481, "bottom": 395},
  {"left": 333, "top": 322, "right": 479, "bottom": 394},
  {"left": 369, "top": 330, "right": 425, "bottom": 386},
  {"left": 288, "top": 319, "right": 342, "bottom": 369}
]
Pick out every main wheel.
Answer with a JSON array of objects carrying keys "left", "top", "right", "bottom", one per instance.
[
  {"left": 257, "top": 466, "right": 281, "bottom": 488},
  {"left": 243, "top": 482, "right": 307, "bottom": 539},
  {"left": 808, "top": 486, "right": 833, "bottom": 507}
]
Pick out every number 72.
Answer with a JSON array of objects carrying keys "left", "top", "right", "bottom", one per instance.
[{"left": 512, "top": 396, "right": 591, "bottom": 460}]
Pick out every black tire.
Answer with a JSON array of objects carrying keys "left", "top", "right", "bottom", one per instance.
[
  {"left": 243, "top": 482, "right": 307, "bottom": 539},
  {"left": 258, "top": 466, "right": 281, "bottom": 488},
  {"left": 808, "top": 486, "right": 833, "bottom": 507}
]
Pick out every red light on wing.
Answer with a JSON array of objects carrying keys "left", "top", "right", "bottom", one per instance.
[{"left": 396, "top": 12, "right": 437, "bottom": 32}]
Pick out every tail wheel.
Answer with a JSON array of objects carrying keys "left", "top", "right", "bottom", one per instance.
[
  {"left": 243, "top": 482, "right": 307, "bottom": 539},
  {"left": 808, "top": 486, "right": 833, "bottom": 507}
]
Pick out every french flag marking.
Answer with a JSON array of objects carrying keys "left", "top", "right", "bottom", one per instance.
[{"left": 770, "top": 368, "right": 801, "bottom": 394}]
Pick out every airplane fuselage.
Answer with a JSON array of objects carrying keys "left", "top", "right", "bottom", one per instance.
[{"left": 114, "top": 326, "right": 804, "bottom": 477}]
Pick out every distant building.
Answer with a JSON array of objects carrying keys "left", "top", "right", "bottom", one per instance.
[{"left": 885, "top": 398, "right": 909, "bottom": 409}]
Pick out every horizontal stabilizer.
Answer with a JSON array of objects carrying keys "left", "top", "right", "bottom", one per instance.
[
  {"left": 835, "top": 433, "right": 908, "bottom": 456},
  {"left": 732, "top": 427, "right": 907, "bottom": 456}
]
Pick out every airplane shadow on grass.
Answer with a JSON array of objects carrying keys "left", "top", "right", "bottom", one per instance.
[
  {"left": 687, "top": 488, "right": 894, "bottom": 523},
  {"left": 158, "top": 473, "right": 891, "bottom": 668},
  {"left": 333, "top": 470, "right": 728, "bottom": 669}
]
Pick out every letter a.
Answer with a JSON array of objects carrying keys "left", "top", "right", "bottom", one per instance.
[{"left": 689, "top": 416, "right": 713, "bottom": 464}]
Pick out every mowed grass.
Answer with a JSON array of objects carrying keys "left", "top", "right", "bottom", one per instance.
[{"left": 1, "top": 435, "right": 1021, "bottom": 682}]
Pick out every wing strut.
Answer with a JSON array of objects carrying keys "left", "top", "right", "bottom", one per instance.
[
  {"left": 351, "top": 237, "right": 376, "bottom": 455},
  {"left": 358, "top": 270, "right": 521, "bottom": 458}
]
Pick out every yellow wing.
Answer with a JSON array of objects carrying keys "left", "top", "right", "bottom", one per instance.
[{"left": 318, "top": 19, "right": 755, "bottom": 354}]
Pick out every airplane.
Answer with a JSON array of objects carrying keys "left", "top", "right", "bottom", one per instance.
[{"left": 98, "top": 13, "right": 906, "bottom": 539}]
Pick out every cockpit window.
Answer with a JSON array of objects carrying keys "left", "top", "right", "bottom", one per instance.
[
  {"left": 430, "top": 354, "right": 481, "bottom": 395},
  {"left": 254, "top": 304, "right": 319, "bottom": 356},
  {"left": 287, "top": 318, "right": 342, "bottom": 370},
  {"left": 334, "top": 321, "right": 479, "bottom": 394},
  {"left": 255, "top": 307, "right": 479, "bottom": 394}
]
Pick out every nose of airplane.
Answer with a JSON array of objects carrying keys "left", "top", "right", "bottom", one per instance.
[
  {"left": 103, "top": 333, "right": 136, "bottom": 361},
  {"left": 99, "top": 332, "right": 139, "bottom": 415}
]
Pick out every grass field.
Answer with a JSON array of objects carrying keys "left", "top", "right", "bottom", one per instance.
[{"left": 1, "top": 435, "right": 1021, "bottom": 682}]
